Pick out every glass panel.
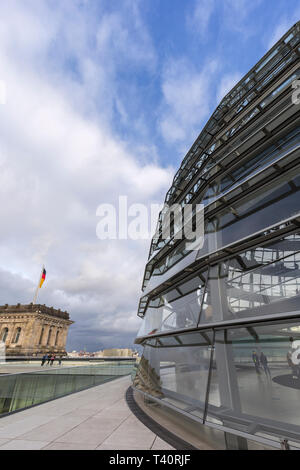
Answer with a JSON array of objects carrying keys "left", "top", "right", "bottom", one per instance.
[
  {"left": 147, "top": 126, "right": 300, "bottom": 285},
  {"left": 197, "top": 171, "right": 300, "bottom": 262},
  {"left": 0, "top": 375, "right": 18, "bottom": 413},
  {"left": 199, "top": 234, "right": 300, "bottom": 324},
  {"left": 206, "top": 320, "right": 300, "bottom": 445},
  {"left": 163, "top": 288, "right": 181, "bottom": 302},
  {"left": 137, "top": 272, "right": 207, "bottom": 337},
  {"left": 179, "top": 273, "right": 208, "bottom": 295},
  {"left": 261, "top": 70, "right": 300, "bottom": 108},
  {"left": 177, "top": 331, "right": 213, "bottom": 345},
  {"left": 133, "top": 332, "right": 212, "bottom": 419},
  {"left": 158, "top": 336, "right": 179, "bottom": 346},
  {"left": 0, "top": 362, "right": 135, "bottom": 415},
  {"left": 153, "top": 243, "right": 189, "bottom": 276},
  {"left": 161, "top": 290, "right": 202, "bottom": 330},
  {"left": 136, "top": 307, "right": 165, "bottom": 337}
]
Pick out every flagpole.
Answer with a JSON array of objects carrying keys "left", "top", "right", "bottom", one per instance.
[{"left": 33, "top": 265, "right": 44, "bottom": 305}]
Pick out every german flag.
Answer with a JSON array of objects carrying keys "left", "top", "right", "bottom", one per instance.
[{"left": 39, "top": 268, "right": 46, "bottom": 288}]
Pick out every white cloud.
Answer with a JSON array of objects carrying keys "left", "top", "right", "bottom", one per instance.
[
  {"left": 0, "top": 0, "right": 173, "bottom": 350},
  {"left": 159, "top": 59, "right": 219, "bottom": 147},
  {"left": 222, "top": 0, "right": 263, "bottom": 36},
  {"left": 186, "top": 0, "right": 216, "bottom": 38},
  {"left": 96, "top": 9, "right": 156, "bottom": 70},
  {"left": 216, "top": 72, "right": 243, "bottom": 104},
  {"left": 266, "top": 7, "right": 300, "bottom": 50}
]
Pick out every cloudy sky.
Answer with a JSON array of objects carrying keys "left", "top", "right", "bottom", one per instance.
[{"left": 0, "top": 0, "right": 299, "bottom": 352}]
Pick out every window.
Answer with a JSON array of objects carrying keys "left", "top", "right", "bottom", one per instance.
[
  {"left": 135, "top": 318, "right": 300, "bottom": 444},
  {"left": 133, "top": 331, "right": 213, "bottom": 421},
  {"left": 47, "top": 328, "right": 52, "bottom": 346},
  {"left": 137, "top": 270, "right": 208, "bottom": 338},
  {"left": 147, "top": 127, "right": 300, "bottom": 284},
  {"left": 197, "top": 170, "right": 300, "bottom": 262},
  {"left": 13, "top": 328, "right": 21, "bottom": 344},
  {"left": 39, "top": 327, "right": 44, "bottom": 345},
  {"left": 55, "top": 330, "right": 59, "bottom": 346},
  {"left": 2, "top": 328, "right": 8, "bottom": 342},
  {"left": 206, "top": 320, "right": 300, "bottom": 444},
  {"left": 199, "top": 234, "right": 300, "bottom": 324}
]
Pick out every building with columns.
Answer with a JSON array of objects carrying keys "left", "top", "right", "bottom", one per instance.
[{"left": 0, "top": 304, "right": 74, "bottom": 356}]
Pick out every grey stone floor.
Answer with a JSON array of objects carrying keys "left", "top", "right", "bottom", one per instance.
[{"left": 0, "top": 376, "right": 174, "bottom": 450}]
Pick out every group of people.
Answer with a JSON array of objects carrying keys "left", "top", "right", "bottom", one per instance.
[
  {"left": 252, "top": 350, "right": 271, "bottom": 378},
  {"left": 41, "top": 353, "right": 63, "bottom": 366},
  {"left": 252, "top": 348, "right": 300, "bottom": 380}
]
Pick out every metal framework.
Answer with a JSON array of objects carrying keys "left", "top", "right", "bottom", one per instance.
[
  {"left": 140, "top": 20, "right": 300, "bottom": 296},
  {"left": 134, "top": 22, "right": 300, "bottom": 450}
]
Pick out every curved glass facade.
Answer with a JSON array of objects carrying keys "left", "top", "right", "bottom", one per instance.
[{"left": 134, "top": 22, "right": 300, "bottom": 449}]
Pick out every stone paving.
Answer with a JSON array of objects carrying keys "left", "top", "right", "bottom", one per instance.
[{"left": 0, "top": 375, "right": 174, "bottom": 450}]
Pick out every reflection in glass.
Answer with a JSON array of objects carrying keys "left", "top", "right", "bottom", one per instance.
[
  {"left": 133, "top": 333, "right": 212, "bottom": 419},
  {"left": 135, "top": 23, "right": 300, "bottom": 448},
  {"left": 199, "top": 234, "right": 300, "bottom": 324},
  {"left": 201, "top": 127, "right": 300, "bottom": 207},
  {"left": 197, "top": 172, "right": 300, "bottom": 262},
  {"left": 146, "top": 127, "right": 300, "bottom": 284},
  {"left": 206, "top": 321, "right": 300, "bottom": 442},
  {"left": 0, "top": 363, "right": 135, "bottom": 415},
  {"left": 137, "top": 272, "right": 207, "bottom": 337}
]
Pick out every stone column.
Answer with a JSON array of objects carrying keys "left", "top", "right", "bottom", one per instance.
[
  {"left": 43, "top": 324, "right": 51, "bottom": 347},
  {"left": 51, "top": 327, "right": 59, "bottom": 348},
  {"left": 37, "top": 324, "right": 45, "bottom": 347},
  {"left": 56, "top": 328, "right": 64, "bottom": 349},
  {"left": 53, "top": 328, "right": 58, "bottom": 348},
  {"left": 48, "top": 326, "right": 55, "bottom": 348},
  {"left": 60, "top": 327, "right": 69, "bottom": 351},
  {"left": 22, "top": 317, "right": 37, "bottom": 353},
  {"left": 31, "top": 320, "right": 44, "bottom": 350}
]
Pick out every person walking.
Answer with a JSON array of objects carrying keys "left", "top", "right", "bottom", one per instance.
[
  {"left": 287, "top": 350, "right": 298, "bottom": 379},
  {"left": 41, "top": 354, "right": 47, "bottom": 367},
  {"left": 252, "top": 350, "right": 261, "bottom": 374},
  {"left": 47, "top": 353, "right": 51, "bottom": 365},
  {"left": 260, "top": 352, "right": 271, "bottom": 378},
  {"left": 50, "top": 354, "right": 55, "bottom": 366},
  {"left": 58, "top": 355, "right": 63, "bottom": 366}
]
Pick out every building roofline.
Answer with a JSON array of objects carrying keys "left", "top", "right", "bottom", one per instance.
[{"left": 0, "top": 303, "right": 71, "bottom": 321}]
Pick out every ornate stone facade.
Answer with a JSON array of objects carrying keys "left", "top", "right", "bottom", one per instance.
[{"left": 0, "top": 304, "right": 74, "bottom": 356}]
